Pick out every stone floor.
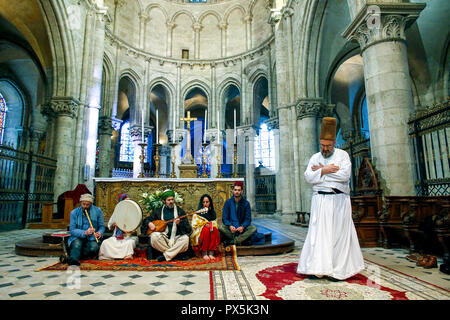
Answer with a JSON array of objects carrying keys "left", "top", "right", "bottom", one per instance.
[{"left": 0, "top": 218, "right": 449, "bottom": 300}]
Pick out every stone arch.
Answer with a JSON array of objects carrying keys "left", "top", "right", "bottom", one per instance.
[
  {"left": 198, "top": 10, "right": 222, "bottom": 25},
  {"left": 148, "top": 77, "right": 175, "bottom": 144},
  {"left": 224, "top": 4, "right": 246, "bottom": 22},
  {"left": 170, "top": 10, "right": 196, "bottom": 25},
  {"left": 145, "top": 3, "right": 169, "bottom": 21},
  {"left": 101, "top": 53, "right": 115, "bottom": 118}
]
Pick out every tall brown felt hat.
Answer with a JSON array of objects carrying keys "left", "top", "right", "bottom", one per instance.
[{"left": 320, "top": 117, "right": 337, "bottom": 140}]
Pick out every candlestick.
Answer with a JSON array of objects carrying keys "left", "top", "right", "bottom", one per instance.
[
  {"left": 141, "top": 108, "right": 145, "bottom": 143},
  {"left": 216, "top": 155, "right": 222, "bottom": 178},
  {"left": 153, "top": 143, "right": 161, "bottom": 178},
  {"left": 233, "top": 108, "right": 237, "bottom": 144},
  {"left": 217, "top": 110, "right": 220, "bottom": 144},
  {"left": 156, "top": 109, "right": 159, "bottom": 144},
  {"left": 201, "top": 142, "right": 209, "bottom": 178},
  {"left": 203, "top": 109, "right": 207, "bottom": 144},
  {"left": 233, "top": 142, "right": 238, "bottom": 178},
  {"left": 169, "top": 142, "right": 177, "bottom": 178},
  {"left": 138, "top": 142, "right": 147, "bottom": 178}
]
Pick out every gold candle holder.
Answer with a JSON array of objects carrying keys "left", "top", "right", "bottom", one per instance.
[
  {"left": 216, "top": 155, "right": 222, "bottom": 178},
  {"left": 233, "top": 143, "right": 238, "bottom": 178},
  {"left": 153, "top": 143, "right": 161, "bottom": 178},
  {"left": 138, "top": 142, "right": 147, "bottom": 178},
  {"left": 169, "top": 142, "right": 177, "bottom": 178},
  {"left": 201, "top": 142, "right": 209, "bottom": 178}
]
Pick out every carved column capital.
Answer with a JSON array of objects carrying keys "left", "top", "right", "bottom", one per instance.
[
  {"left": 111, "top": 117, "right": 123, "bottom": 131},
  {"left": 98, "top": 116, "right": 113, "bottom": 135},
  {"left": 295, "top": 98, "right": 323, "bottom": 120},
  {"left": 342, "top": 3, "right": 425, "bottom": 52},
  {"left": 50, "top": 97, "right": 80, "bottom": 118},
  {"left": 264, "top": 117, "right": 279, "bottom": 130}
]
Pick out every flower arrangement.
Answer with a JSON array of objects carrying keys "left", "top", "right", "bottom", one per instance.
[{"left": 140, "top": 189, "right": 183, "bottom": 213}]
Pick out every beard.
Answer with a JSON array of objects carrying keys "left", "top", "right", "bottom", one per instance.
[
  {"left": 321, "top": 148, "right": 335, "bottom": 158},
  {"left": 165, "top": 203, "right": 174, "bottom": 209}
]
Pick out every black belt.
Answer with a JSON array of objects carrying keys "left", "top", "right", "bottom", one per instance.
[{"left": 318, "top": 188, "right": 344, "bottom": 195}]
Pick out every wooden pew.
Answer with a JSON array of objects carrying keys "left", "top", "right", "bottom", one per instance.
[{"left": 28, "top": 197, "right": 77, "bottom": 229}]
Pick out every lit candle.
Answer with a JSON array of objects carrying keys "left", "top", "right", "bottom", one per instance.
[
  {"left": 217, "top": 110, "right": 220, "bottom": 144},
  {"left": 203, "top": 109, "right": 207, "bottom": 143},
  {"left": 233, "top": 108, "right": 237, "bottom": 144},
  {"left": 156, "top": 109, "right": 159, "bottom": 144},
  {"left": 141, "top": 108, "right": 144, "bottom": 143}
]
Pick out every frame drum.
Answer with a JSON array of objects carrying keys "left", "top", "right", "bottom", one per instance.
[{"left": 113, "top": 199, "right": 143, "bottom": 233}]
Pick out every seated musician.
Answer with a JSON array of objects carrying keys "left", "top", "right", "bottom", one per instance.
[
  {"left": 141, "top": 189, "right": 192, "bottom": 262},
  {"left": 99, "top": 194, "right": 138, "bottom": 260},
  {"left": 219, "top": 181, "right": 257, "bottom": 246},
  {"left": 190, "top": 194, "right": 220, "bottom": 260},
  {"left": 67, "top": 193, "right": 105, "bottom": 266}
]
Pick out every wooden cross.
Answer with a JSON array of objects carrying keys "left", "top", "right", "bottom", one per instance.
[{"left": 180, "top": 111, "right": 197, "bottom": 164}]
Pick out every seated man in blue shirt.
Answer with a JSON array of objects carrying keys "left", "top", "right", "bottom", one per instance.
[
  {"left": 219, "top": 181, "right": 257, "bottom": 246},
  {"left": 67, "top": 193, "right": 105, "bottom": 266}
]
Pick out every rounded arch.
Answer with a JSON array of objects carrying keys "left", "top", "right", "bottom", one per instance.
[
  {"left": 145, "top": 3, "right": 169, "bottom": 22},
  {"left": 0, "top": 78, "right": 27, "bottom": 147},
  {"left": 323, "top": 46, "right": 361, "bottom": 104},
  {"left": 198, "top": 10, "right": 222, "bottom": 25},
  {"left": 224, "top": 4, "right": 247, "bottom": 23},
  {"left": 170, "top": 10, "right": 196, "bottom": 25},
  {"left": 252, "top": 75, "right": 269, "bottom": 126}
]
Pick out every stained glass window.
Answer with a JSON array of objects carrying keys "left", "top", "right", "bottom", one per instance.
[
  {"left": 119, "top": 121, "right": 134, "bottom": 162},
  {"left": 119, "top": 120, "right": 149, "bottom": 162},
  {"left": 189, "top": 0, "right": 207, "bottom": 3},
  {"left": 254, "top": 123, "right": 275, "bottom": 170},
  {"left": 0, "top": 93, "right": 7, "bottom": 145}
]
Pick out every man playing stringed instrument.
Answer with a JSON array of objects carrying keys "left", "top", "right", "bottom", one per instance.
[{"left": 141, "top": 189, "right": 192, "bottom": 262}]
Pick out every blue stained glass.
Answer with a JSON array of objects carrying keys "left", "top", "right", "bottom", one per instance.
[
  {"left": 0, "top": 93, "right": 7, "bottom": 145},
  {"left": 119, "top": 121, "right": 134, "bottom": 162},
  {"left": 254, "top": 123, "right": 275, "bottom": 170},
  {"left": 119, "top": 120, "right": 149, "bottom": 162},
  {"left": 189, "top": 0, "right": 207, "bottom": 3}
]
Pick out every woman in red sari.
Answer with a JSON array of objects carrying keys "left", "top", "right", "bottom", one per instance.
[{"left": 190, "top": 194, "right": 221, "bottom": 260}]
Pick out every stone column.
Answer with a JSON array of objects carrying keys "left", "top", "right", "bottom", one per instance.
[
  {"left": 343, "top": 3, "right": 425, "bottom": 196},
  {"left": 219, "top": 22, "right": 228, "bottom": 57},
  {"left": 159, "top": 145, "right": 171, "bottom": 176},
  {"left": 83, "top": 6, "right": 109, "bottom": 191},
  {"left": 139, "top": 13, "right": 149, "bottom": 50},
  {"left": 296, "top": 98, "right": 322, "bottom": 213},
  {"left": 240, "top": 125, "right": 256, "bottom": 211},
  {"left": 98, "top": 116, "right": 113, "bottom": 177},
  {"left": 193, "top": 22, "right": 202, "bottom": 59},
  {"left": 244, "top": 15, "right": 253, "bottom": 50},
  {"left": 166, "top": 22, "right": 175, "bottom": 57},
  {"left": 277, "top": 104, "right": 296, "bottom": 221},
  {"left": 50, "top": 97, "right": 79, "bottom": 201},
  {"left": 265, "top": 117, "right": 280, "bottom": 214}
]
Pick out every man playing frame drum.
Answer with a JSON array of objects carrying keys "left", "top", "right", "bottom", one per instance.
[{"left": 99, "top": 194, "right": 141, "bottom": 260}]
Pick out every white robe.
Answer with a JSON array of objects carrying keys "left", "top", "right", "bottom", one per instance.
[
  {"left": 98, "top": 212, "right": 138, "bottom": 260},
  {"left": 297, "top": 148, "right": 365, "bottom": 280}
]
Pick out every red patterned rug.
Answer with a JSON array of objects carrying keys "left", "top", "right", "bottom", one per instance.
[
  {"left": 210, "top": 256, "right": 450, "bottom": 300},
  {"left": 38, "top": 245, "right": 239, "bottom": 272}
]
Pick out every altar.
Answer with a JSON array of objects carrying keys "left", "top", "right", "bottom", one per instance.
[{"left": 93, "top": 177, "right": 244, "bottom": 224}]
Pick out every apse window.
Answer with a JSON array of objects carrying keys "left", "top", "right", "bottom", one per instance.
[
  {"left": 189, "top": 0, "right": 207, "bottom": 3},
  {"left": 0, "top": 93, "right": 7, "bottom": 145},
  {"left": 182, "top": 49, "right": 189, "bottom": 59},
  {"left": 254, "top": 123, "right": 275, "bottom": 170}
]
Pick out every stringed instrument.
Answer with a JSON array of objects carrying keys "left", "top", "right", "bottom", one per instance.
[{"left": 146, "top": 207, "right": 208, "bottom": 235}]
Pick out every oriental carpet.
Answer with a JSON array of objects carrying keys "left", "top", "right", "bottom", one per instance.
[
  {"left": 210, "top": 255, "right": 450, "bottom": 300},
  {"left": 38, "top": 244, "right": 239, "bottom": 272}
]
